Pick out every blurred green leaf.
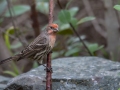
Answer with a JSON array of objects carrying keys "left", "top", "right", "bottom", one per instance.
[
  {"left": 58, "top": 29, "right": 73, "bottom": 35},
  {"left": 10, "top": 42, "right": 22, "bottom": 49},
  {"left": 65, "top": 0, "right": 73, "bottom": 9},
  {"left": 70, "top": 18, "right": 78, "bottom": 28},
  {"left": 33, "top": 61, "right": 39, "bottom": 68},
  {"left": 59, "top": 23, "right": 70, "bottom": 30},
  {"left": 114, "top": 5, "right": 120, "bottom": 11},
  {"left": 52, "top": 52, "right": 60, "bottom": 59},
  {"left": 36, "top": 0, "right": 48, "bottom": 2},
  {"left": 36, "top": 2, "right": 48, "bottom": 14},
  {"left": 4, "top": 71, "right": 18, "bottom": 77},
  {"left": 4, "top": 27, "right": 15, "bottom": 49},
  {"left": 11, "top": 62, "right": 20, "bottom": 75},
  {"left": 0, "top": 0, "right": 7, "bottom": 15},
  {"left": 87, "top": 43, "right": 104, "bottom": 55},
  {"left": 69, "top": 7, "right": 79, "bottom": 17},
  {"left": 5, "top": 5, "right": 30, "bottom": 17},
  {"left": 77, "top": 16, "right": 95, "bottom": 25},
  {"left": 58, "top": 10, "right": 71, "bottom": 23},
  {"left": 65, "top": 47, "right": 80, "bottom": 56},
  {"left": 118, "top": 88, "right": 120, "bottom": 90}
]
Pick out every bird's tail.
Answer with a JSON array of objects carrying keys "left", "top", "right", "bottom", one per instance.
[{"left": 0, "top": 54, "right": 21, "bottom": 65}]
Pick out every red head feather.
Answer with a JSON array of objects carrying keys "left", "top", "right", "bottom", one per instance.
[{"left": 49, "top": 24, "right": 58, "bottom": 29}]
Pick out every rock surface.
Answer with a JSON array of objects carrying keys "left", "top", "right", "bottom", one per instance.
[
  {"left": 4, "top": 57, "right": 120, "bottom": 90},
  {"left": 0, "top": 76, "right": 10, "bottom": 90}
]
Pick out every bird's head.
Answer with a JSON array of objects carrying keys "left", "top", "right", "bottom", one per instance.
[{"left": 48, "top": 23, "right": 59, "bottom": 33}]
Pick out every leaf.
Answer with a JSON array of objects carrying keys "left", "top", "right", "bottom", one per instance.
[
  {"left": 33, "top": 61, "right": 39, "bottom": 68},
  {"left": 0, "top": 0, "right": 7, "bottom": 15},
  {"left": 70, "top": 18, "right": 78, "bottom": 28},
  {"left": 58, "top": 29, "right": 73, "bottom": 35},
  {"left": 58, "top": 10, "right": 71, "bottom": 23},
  {"left": 65, "top": 48, "right": 80, "bottom": 56},
  {"left": 4, "top": 27, "right": 15, "bottom": 49},
  {"left": 59, "top": 23, "right": 70, "bottom": 30},
  {"left": 69, "top": 7, "right": 79, "bottom": 17},
  {"left": 11, "top": 62, "right": 20, "bottom": 75},
  {"left": 4, "top": 71, "right": 18, "bottom": 77},
  {"left": 52, "top": 52, "right": 60, "bottom": 59},
  {"left": 10, "top": 42, "right": 22, "bottom": 49},
  {"left": 87, "top": 43, "right": 104, "bottom": 55},
  {"left": 36, "top": 2, "right": 49, "bottom": 14},
  {"left": 56, "top": 21, "right": 73, "bottom": 35},
  {"left": 114, "top": 5, "right": 120, "bottom": 11},
  {"left": 65, "top": 0, "right": 73, "bottom": 9},
  {"left": 36, "top": 0, "right": 48, "bottom": 2},
  {"left": 5, "top": 5, "right": 30, "bottom": 17},
  {"left": 118, "top": 88, "right": 120, "bottom": 90},
  {"left": 77, "top": 16, "right": 95, "bottom": 25}
]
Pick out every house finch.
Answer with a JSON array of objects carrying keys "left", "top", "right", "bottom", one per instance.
[{"left": 0, "top": 23, "right": 59, "bottom": 65}]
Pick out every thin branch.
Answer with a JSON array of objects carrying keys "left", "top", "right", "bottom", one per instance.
[
  {"left": 30, "top": 0, "right": 40, "bottom": 37},
  {"left": 82, "top": 0, "right": 106, "bottom": 38},
  {"left": 46, "top": 52, "right": 52, "bottom": 90},
  {"left": 49, "top": 0, "right": 54, "bottom": 24},
  {"left": 69, "top": 23, "right": 92, "bottom": 56},
  {"left": 6, "top": 0, "right": 27, "bottom": 47},
  {"left": 7, "top": 0, "right": 26, "bottom": 47},
  {"left": 46, "top": 0, "right": 54, "bottom": 90},
  {"left": 57, "top": 0, "right": 93, "bottom": 56}
]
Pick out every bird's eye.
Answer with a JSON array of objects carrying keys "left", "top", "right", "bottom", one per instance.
[{"left": 50, "top": 27, "right": 53, "bottom": 29}]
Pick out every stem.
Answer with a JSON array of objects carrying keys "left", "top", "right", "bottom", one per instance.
[
  {"left": 57, "top": 0, "right": 93, "bottom": 56},
  {"left": 46, "top": 53, "right": 52, "bottom": 90},
  {"left": 69, "top": 23, "right": 93, "bottom": 56},
  {"left": 30, "top": 0, "right": 40, "bottom": 37},
  {"left": 46, "top": 0, "right": 54, "bottom": 90},
  {"left": 6, "top": 0, "right": 27, "bottom": 47}
]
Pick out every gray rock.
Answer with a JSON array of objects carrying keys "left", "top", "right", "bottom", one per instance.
[
  {"left": 4, "top": 57, "right": 120, "bottom": 90},
  {"left": 0, "top": 76, "right": 11, "bottom": 90}
]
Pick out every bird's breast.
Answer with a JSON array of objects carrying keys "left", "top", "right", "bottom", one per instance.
[{"left": 49, "top": 34, "right": 56, "bottom": 48}]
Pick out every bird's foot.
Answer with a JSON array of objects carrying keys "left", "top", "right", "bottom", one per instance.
[
  {"left": 44, "top": 67, "right": 53, "bottom": 73},
  {"left": 41, "top": 64, "right": 53, "bottom": 73}
]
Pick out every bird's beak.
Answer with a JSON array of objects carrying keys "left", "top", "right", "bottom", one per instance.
[
  {"left": 54, "top": 28, "right": 59, "bottom": 32},
  {"left": 56, "top": 28, "right": 59, "bottom": 31}
]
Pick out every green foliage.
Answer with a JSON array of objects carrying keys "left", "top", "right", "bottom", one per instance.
[
  {"left": 58, "top": 28, "right": 73, "bottom": 35},
  {"left": 4, "top": 71, "right": 18, "bottom": 77},
  {"left": 70, "top": 18, "right": 78, "bottom": 28},
  {"left": 33, "top": 61, "right": 39, "bottom": 68},
  {"left": 4, "top": 62, "right": 21, "bottom": 77},
  {"left": 5, "top": 5, "right": 30, "bottom": 17},
  {"left": 77, "top": 17, "right": 95, "bottom": 25},
  {"left": 4, "top": 27, "right": 22, "bottom": 50},
  {"left": 118, "top": 88, "right": 120, "bottom": 90},
  {"left": 65, "top": 0, "right": 73, "bottom": 9},
  {"left": 10, "top": 42, "right": 22, "bottom": 49},
  {"left": 58, "top": 10, "right": 71, "bottom": 23},
  {"left": 65, "top": 47, "right": 80, "bottom": 56},
  {"left": 87, "top": 43, "right": 104, "bottom": 56},
  {"left": 3, "top": 28, "right": 23, "bottom": 77},
  {"left": 114, "top": 5, "right": 120, "bottom": 11},
  {"left": 56, "top": 5, "right": 97, "bottom": 58},
  {"left": 68, "top": 7, "right": 79, "bottom": 17},
  {"left": 36, "top": 1, "right": 49, "bottom": 14},
  {"left": 4, "top": 27, "right": 15, "bottom": 50}
]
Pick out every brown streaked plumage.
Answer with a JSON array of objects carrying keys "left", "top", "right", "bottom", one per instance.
[{"left": 0, "top": 23, "right": 59, "bottom": 64}]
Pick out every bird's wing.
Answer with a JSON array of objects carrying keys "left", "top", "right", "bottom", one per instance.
[{"left": 20, "top": 31, "right": 49, "bottom": 58}]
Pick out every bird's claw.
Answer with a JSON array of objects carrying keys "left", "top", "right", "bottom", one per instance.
[
  {"left": 41, "top": 64, "right": 53, "bottom": 73},
  {"left": 44, "top": 67, "right": 53, "bottom": 73}
]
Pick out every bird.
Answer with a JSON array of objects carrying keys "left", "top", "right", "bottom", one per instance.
[{"left": 0, "top": 23, "right": 59, "bottom": 65}]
